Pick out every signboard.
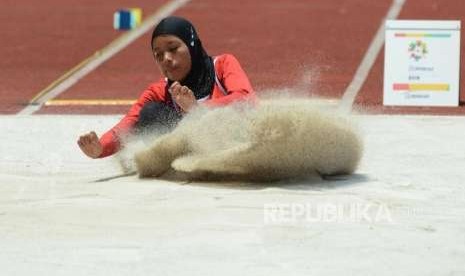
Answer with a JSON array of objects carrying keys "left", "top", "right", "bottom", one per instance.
[{"left": 384, "top": 20, "right": 461, "bottom": 106}]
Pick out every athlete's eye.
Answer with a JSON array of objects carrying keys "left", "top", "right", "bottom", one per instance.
[{"left": 153, "top": 52, "right": 162, "bottom": 61}]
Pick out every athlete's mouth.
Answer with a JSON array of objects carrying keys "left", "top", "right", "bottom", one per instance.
[{"left": 166, "top": 67, "right": 178, "bottom": 74}]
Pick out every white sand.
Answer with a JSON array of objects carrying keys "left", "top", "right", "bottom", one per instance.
[
  {"left": 135, "top": 99, "right": 363, "bottom": 180},
  {"left": 1, "top": 114, "right": 465, "bottom": 275}
]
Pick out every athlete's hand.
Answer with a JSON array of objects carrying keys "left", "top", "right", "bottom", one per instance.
[
  {"left": 77, "top": 131, "right": 103, "bottom": 159},
  {"left": 169, "top": 81, "right": 197, "bottom": 112}
]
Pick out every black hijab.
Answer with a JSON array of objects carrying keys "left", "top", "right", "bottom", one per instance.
[{"left": 151, "top": 16, "right": 215, "bottom": 100}]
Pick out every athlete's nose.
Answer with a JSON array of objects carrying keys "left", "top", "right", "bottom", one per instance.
[{"left": 164, "top": 52, "right": 174, "bottom": 63}]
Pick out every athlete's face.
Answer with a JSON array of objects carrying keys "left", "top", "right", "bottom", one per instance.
[{"left": 152, "top": 35, "right": 192, "bottom": 81}]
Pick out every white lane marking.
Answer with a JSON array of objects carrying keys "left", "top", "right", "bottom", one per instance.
[
  {"left": 18, "top": 0, "right": 191, "bottom": 116},
  {"left": 338, "top": 0, "right": 407, "bottom": 113}
]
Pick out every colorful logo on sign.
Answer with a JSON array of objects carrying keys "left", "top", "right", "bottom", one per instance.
[{"left": 408, "top": 40, "right": 428, "bottom": 61}]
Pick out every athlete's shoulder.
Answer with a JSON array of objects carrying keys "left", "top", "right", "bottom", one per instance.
[
  {"left": 214, "top": 53, "right": 239, "bottom": 64},
  {"left": 214, "top": 54, "right": 243, "bottom": 77},
  {"left": 147, "top": 78, "right": 168, "bottom": 90},
  {"left": 141, "top": 78, "right": 168, "bottom": 101}
]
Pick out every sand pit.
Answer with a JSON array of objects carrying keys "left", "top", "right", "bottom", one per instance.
[{"left": 1, "top": 114, "right": 465, "bottom": 275}]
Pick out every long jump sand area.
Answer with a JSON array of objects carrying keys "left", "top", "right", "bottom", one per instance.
[{"left": 0, "top": 114, "right": 464, "bottom": 275}]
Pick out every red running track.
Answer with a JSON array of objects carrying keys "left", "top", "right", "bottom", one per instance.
[
  {"left": 37, "top": 0, "right": 392, "bottom": 114},
  {"left": 0, "top": 0, "right": 167, "bottom": 114},
  {"left": 2, "top": 0, "right": 464, "bottom": 115}
]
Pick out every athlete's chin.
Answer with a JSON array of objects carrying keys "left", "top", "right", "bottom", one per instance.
[{"left": 166, "top": 71, "right": 186, "bottom": 82}]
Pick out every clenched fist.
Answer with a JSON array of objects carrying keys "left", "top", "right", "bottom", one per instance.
[
  {"left": 77, "top": 131, "right": 103, "bottom": 159},
  {"left": 169, "top": 81, "right": 197, "bottom": 112}
]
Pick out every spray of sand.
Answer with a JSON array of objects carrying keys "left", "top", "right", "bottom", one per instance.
[{"left": 131, "top": 95, "right": 363, "bottom": 182}]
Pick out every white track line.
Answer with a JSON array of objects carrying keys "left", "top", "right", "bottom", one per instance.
[
  {"left": 18, "top": 0, "right": 190, "bottom": 116},
  {"left": 338, "top": 0, "right": 406, "bottom": 113}
]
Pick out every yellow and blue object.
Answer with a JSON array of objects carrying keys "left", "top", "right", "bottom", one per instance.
[{"left": 114, "top": 8, "right": 142, "bottom": 30}]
